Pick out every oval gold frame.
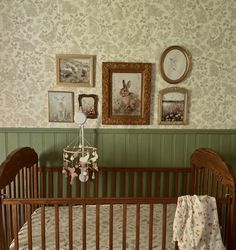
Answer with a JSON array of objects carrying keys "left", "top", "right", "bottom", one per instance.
[{"left": 160, "top": 45, "right": 190, "bottom": 84}]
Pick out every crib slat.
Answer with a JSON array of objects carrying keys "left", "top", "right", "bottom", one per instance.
[
  {"left": 174, "top": 172, "right": 179, "bottom": 196},
  {"left": 122, "top": 172, "right": 126, "bottom": 197},
  {"left": 104, "top": 172, "right": 108, "bottom": 197},
  {"left": 156, "top": 172, "right": 161, "bottom": 197},
  {"left": 162, "top": 204, "right": 167, "bottom": 250},
  {"left": 122, "top": 204, "right": 127, "bottom": 250},
  {"left": 49, "top": 172, "right": 53, "bottom": 198},
  {"left": 69, "top": 204, "right": 73, "bottom": 250},
  {"left": 55, "top": 205, "right": 60, "bottom": 250},
  {"left": 165, "top": 172, "right": 170, "bottom": 196},
  {"left": 182, "top": 173, "right": 187, "bottom": 195},
  {"left": 13, "top": 205, "right": 19, "bottom": 250},
  {"left": 112, "top": 172, "right": 116, "bottom": 197},
  {"left": 27, "top": 205, "right": 32, "bottom": 250},
  {"left": 2, "top": 204, "right": 9, "bottom": 248},
  {"left": 95, "top": 174, "right": 99, "bottom": 197},
  {"left": 147, "top": 172, "right": 152, "bottom": 196},
  {"left": 148, "top": 204, "right": 153, "bottom": 250},
  {"left": 58, "top": 171, "right": 63, "bottom": 197},
  {"left": 130, "top": 172, "right": 134, "bottom": 197},
  {"left": 41, "top": 205, "right": 46, "bottom": 250},
  {"left": 96, "top": 204, "right": 100, "bottom": 250},
  {"left": 82, "top": 204, "right": 86, "bottom": 250},
  {"left": 136, "top": 204, "right": 140, "bottom": 250},
  {"left": 109, "top": 204, "right": 113, "bottom": 250},
  {"left": 86, "top": 180, "right": 90, "bottom": 197},
  {"left": 7, "top": 203, "right": 14, "bottom": 243}
]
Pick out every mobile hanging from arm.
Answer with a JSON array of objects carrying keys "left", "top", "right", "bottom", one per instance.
[{"left": 62, "top": 107, "right": 98, "bottom": 184}]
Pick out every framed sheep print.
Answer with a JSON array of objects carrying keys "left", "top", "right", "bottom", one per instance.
[
  {"left": 160, "top": 45, "right": 191, "bottom": 84},
  {"left": 48, "top": 91, "right": 74, "bottom": 122},
  {"left": 78, "top": 94, "right": 98, "bottom": 119},
  {"left": 56, "top": 54, "right": 94, "bottom": 87},
  {"left": 158, "top": 87, "right": 188, "bottom": 125},
  {"left": 102, "top": 62, "right": 152, "bottom": 125}
]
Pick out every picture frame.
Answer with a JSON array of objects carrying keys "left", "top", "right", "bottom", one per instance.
[
  {"left": 158, "top": 87, "right": 188, "bottom": 125},
  {"left": 159, "top": 45, "right": 190, "bottom": 84},
  {"left": 56, "top": 54, "right": 94, "bottom": 87},
  {"left": 78, "top": 94, "right": 98, "bottom": 119},
  {"left": 48, "top": 91, "right": 74, "bottom": 122},
  {"left": 102, "top": 62, "right": 152, "bottom": 125}
]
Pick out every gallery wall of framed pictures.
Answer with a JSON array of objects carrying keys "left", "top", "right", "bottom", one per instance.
[{"left": 48, "top": 47, "right": 191, "bottom": 126}]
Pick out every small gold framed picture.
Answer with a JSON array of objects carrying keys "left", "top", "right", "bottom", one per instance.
[{"left": 56, "top": 54, "right": 94, "bottom": 87}]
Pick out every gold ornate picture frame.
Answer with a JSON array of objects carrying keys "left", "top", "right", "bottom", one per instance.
[
  {"left": 56, "top": 54, "right": 94, "bottom": 87},
  {"left": 160, "top": 45, "right": 190, "bottom": 84},
  {"left": 102, "top": 62, "right": 152, "bottom": 125},
  {"left": 78, "top": 94, "right": 98, "bottom": 119},
  {"left": 158, "top": 87, "right": 188, "bottom": 125}
]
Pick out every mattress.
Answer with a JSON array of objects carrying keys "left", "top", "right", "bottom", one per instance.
[{"left": 10, "top": 204, "right": 176, "bottom": 250}]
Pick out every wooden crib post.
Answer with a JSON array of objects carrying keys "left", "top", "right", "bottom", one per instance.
[
  {"left": 0, "top": 195, "right": 3, "bottom": 250},
  {"left": 228, "top": 188, "right": 236, "bottom": 249}
]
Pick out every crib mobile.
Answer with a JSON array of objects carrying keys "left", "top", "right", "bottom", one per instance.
[{"left": 62, "top": 107, "right": 98, "bottom": 184}]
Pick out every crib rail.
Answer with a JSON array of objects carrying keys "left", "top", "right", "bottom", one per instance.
[
  {"left": 2, "top": 197, "right": 180, "bottom": 250},
  {"left": 38, "top": 166, "right": 192, "bottom": 198}
]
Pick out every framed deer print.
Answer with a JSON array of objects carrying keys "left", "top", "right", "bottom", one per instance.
[
  {"left": 48, "top": 91, "right": 74, "bottom": 122},
  {"left": 102, "top": 62, "right": 152, "bottom": 125},
  {"left": 158, "top": 87, "right": 188, "bottom": 125}
]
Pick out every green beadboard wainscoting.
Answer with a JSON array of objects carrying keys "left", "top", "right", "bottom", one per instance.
[{"left": 0, "top": 128, "right": 236, "bottom": 172}]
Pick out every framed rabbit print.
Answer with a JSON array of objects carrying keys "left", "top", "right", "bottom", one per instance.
[{"left": 102, "top": 62, "right": 152, "bottom": 125}]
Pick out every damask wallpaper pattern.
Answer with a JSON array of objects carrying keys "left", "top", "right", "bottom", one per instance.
[{"left": 0, "top": 0, "right": 235, "bottom": 128}]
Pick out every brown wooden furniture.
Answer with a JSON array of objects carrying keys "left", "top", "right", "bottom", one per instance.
[{"left": 0, "top": 147, "right": 235, "bottom": 249}]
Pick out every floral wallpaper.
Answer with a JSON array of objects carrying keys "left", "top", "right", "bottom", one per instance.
[{"left": 0, "top": 0, "right": 235, "bottom": 129}]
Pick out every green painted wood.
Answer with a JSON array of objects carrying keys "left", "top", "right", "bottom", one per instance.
[
  {"left": 149, "top": 133, "right": 162, "bottom": 166},
  {"left": 0, "top": 128, "right": 235, "bottom": 174},
  {"left": 0, "top": 133, "right": 6, "bottom": 163},
  {"left": 6, "top": 132, "right": 19, "bottom": 153}
]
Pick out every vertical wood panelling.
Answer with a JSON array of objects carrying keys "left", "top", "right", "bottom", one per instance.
[
  {"left": 161, "top": 134, "right": 173, "bottom": 166},
  {"left": 149, "top": 134, "right": 162, "bottom": 166},
  {"left": 6, "top": 133, "right": 19, "bottom": 153},
  {"left": 0, "top": 133, "right": 6, "bottom": 163},
  {"left": 137, "top": 134, "right": 151, "bottom": 167},
  {"left": 195, "top": 133, "right": 210, "bottom": 148},
  {"left": 126, "top": 134, "right": 138, "bottom": 166},
  {"left": 18, "top": 133, "right": 31, "bottom": 147},
  {"left": 100, "top": 134, "right": 115, "bottom": 166},
  {"left": 113, "top": 133, "right": 126, "bottom": 167},
  {"left": 172, "top": 134, "right": 185, "bottom": 167},
  {"left": 0, "top": 129, "right": 235, "bottom": 173},
  {"left": 184, "top": 134, "right": 196, "bottom": 167},
  {"left": 30, "top": 132, "right": 44, "bottom": 158}
]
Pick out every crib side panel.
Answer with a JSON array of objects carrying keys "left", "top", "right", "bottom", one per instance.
[{"left": 2, "top": 197, "right": 179, "bottom": 250}]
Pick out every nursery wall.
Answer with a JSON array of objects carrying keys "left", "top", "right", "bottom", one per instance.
[
  {"left": 0, "top": 1, "right": 236, "bottom": 173},
  {"left": 0, "top": 0, "right": 235, "bottom": 129}
]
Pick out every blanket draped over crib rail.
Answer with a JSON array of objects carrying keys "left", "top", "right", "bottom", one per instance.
[{"left": 173, "top": 195, "right": 225, "bottom": 250}]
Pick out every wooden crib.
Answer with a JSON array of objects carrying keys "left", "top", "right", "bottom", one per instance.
[{"left": 0, "top": 147, "right": 235, "bottom": 250}]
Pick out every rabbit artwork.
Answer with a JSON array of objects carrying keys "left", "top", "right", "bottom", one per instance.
[{"left": 119, "top": 80, "right": 139, "bottom": 113}]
